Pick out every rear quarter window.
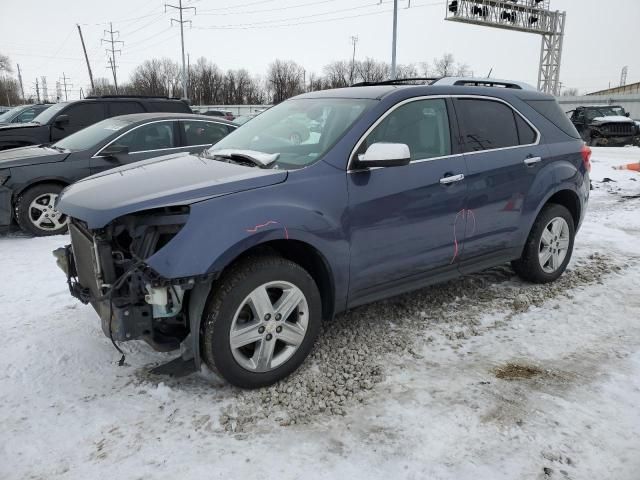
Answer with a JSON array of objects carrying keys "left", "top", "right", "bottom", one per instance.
[
  {"left": 146, "top": 101, "right": 192, "bottom": 114},
  {"left": 525, "top": 99, "right": 581, "bottom": 139}
]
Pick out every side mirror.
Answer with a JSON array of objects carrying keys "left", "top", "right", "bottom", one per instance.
[
  {"left": 625, "top": 112, "right": 630, "bottom": 117},
  {"left": 53, "top": 114, "right": 69, "bottom": 127},
  {"left": 100, "top": 144, "right": 129, "bottom": 158},
  {"left": 356, "top": 142, "right": 411, "bottom": 168}
]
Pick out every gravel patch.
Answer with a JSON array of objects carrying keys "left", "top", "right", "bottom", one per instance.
[{"left": 218, "top": 253, "right": 623, "bottom": 432}]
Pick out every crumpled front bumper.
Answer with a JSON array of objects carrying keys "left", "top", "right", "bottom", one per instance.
[{"left": 0, "top": 185, "right": 13, "bottom": 227}]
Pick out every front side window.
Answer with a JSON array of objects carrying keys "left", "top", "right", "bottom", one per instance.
[
  {"left": 210, "top": 98, "right": 375, "bottom": 169},
  {"left": 360, "top": 98, "right": 451, "bottom": 161},
  {"left": 182, "top": 121, "right": 231, "bottom": 146},
  {"left": 457, "top": 99, "right": 519, "bottom": 152},
  {"left": 55, "top": 117, "right": 134, "bottom": 151},
  {"left": 112, "top": 121, "right": 176, "bottom": 153}
]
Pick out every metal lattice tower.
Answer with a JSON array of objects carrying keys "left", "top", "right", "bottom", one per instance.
[{"left": 445, "top": 0, "right": 566, "bottom": 95}]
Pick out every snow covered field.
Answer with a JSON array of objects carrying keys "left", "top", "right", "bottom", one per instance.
[{"left": 1, "top": 148, "right": 639, "bottom": 480}]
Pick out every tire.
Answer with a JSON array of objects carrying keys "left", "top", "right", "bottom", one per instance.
[
  {"left": 201, "top": 256, "right": 322, "bottom": 389},
  {"left": 14, "top": 183, "right": 68, "bottom": 236},
  {"left": 512, "top": 204, "right": 575, "bottom": 284}
]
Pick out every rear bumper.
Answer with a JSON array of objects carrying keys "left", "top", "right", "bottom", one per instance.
[{"left": 0, "top": 186, "right": 13, "bottom": 227}]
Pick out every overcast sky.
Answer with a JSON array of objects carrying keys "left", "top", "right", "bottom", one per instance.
[{"left": 1, "top": 0, "right": 639, "bottom": 101}]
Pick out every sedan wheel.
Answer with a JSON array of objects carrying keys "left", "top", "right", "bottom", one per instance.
[{"left": 28, "top": 193, "right": 67, "bottom": 233}]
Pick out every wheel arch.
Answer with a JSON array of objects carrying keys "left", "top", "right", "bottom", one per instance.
[
  {"left": 186, "top": 238, "right": 337, "bottom": 370},
  {"left": 544, "top": 189, "right": 581, "bottom": 229},
  {"left": 14, "top": 177, "right": 71, "bottom": 198}
]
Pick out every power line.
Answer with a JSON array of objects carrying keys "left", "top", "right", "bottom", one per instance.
[
  {"left": 192, "top": 1, "right": 443, "bottom": 30},
  {"left": 198, "top": 0, "right": 277, "bottom": 13},
  {"left": 60, "top": 73, "right": 73, "bottom": 101},
  {"left": 198, "top": 0, "right": 339, "bottom": 16}
]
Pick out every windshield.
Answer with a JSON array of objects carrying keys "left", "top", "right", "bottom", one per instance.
[
  {"left": 31, "top": 102, "right": 68, "bottom": 124},
  {"left": 0, "top": 106, "right": 25, "bottom": 122},
  {"left": 54, "top": 117, "right": 134, "bottom": 152},
  {"left": 208, "top": 98, "right": 376, "bottom": 169}
]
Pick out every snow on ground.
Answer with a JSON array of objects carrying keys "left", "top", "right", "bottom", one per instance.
[{"left": 1, "top": 148, "right": 640, "bottom": 480}]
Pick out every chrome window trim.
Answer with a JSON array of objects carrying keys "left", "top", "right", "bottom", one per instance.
[
  {"left": 92, "top": 118, "right": 232, "bottom": 158},
  {"left": 347, "top": 94, "right": 541, "bottom": 172}
]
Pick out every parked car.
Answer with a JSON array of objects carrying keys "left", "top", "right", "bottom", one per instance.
[
  {"left": 202, "top": 110, "right": 235, "bottom": 121},
  {"left": 54, "top": 78, "right": 590, "bottom": 389},
  {"left": 0, "top": 113, "right": 235, "bottom": 236},
  {"left": 568, "top": 105, "right": 639, "bottom": 146},
  {"left": 0, "top": 104, "right": 52, "bottom": 126},
  {"left": 0, "top": 95, "right": 192, "bottom": 151}
]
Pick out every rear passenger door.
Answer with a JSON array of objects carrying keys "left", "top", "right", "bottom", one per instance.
[
  {"left": 107, "top": 101, "right": 145, "bottom": 118},
  {"left": 453, "top": 97, "right": 545, "bottom": 271},
  {"left": 179, "top": 120, "right": 235, "bottom": 153}
]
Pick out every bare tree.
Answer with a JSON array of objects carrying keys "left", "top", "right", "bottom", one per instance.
[
  {"left": 562, "top": 88, "right": 579, "bottom": 97},
  {"left": 433, "top": 53, "right": 456, "bottom": 77},
  {"left": 323, "top": 60, "right": 351, "bottom": 88},
  {"left": 356, "top": 58, "right": 389, "bottom": 83},
  {"left": 267, "top": 59, "right": 304, "bottom": 104}
]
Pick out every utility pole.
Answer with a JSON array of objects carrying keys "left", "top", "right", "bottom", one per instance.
[
  {"left": 77, "top": 24, "right": 95, "bottom": 91},
  {"left": 349, "top": 36, "right": 359, "bottom": 84},
  {"left": 41, "top": 77, "right": 48, "bottom": 103},
  {"left": 165, "top": 0, "right": 196, "bottom": 100},
  {"left": 391, "top": 0, "right": 398, "bottom": 79},
  {"left": 60, "top": 73, "right": 72, "bottom": 101},
  {"left": 16, "top": 64, "right": 25, "bottom": 103},
  {"left": 34, "top": 78, "right": 40, "bottom": 103},
  {"left": 102, "top": 22, "right": 123, "bottom": 93}
]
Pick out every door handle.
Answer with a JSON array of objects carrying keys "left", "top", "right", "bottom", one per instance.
[
  {"left": 439, "top": 173, "right": 465, "bottom": 185},
  {"left": 524, "top": 156, "right": 542, "bottom": 166}
]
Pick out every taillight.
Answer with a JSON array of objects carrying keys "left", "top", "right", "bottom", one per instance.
[{"left": 581, "top": 144, "right": 592, "bottom": 172}]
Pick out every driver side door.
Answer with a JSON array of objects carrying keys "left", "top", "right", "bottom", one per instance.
[{"left": 346, "top": 98, "right": 468, "bottom": 307}]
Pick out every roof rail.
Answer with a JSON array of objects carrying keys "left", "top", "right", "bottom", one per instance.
[
  {"left": 351, "top": 77, "right": 440, "bottom": 87},
  {"left": 84, "top": 95, "right": 185, "bottom": 100},
  {"left": 431, "top": 77, "right": 537, "bottom": 90}
]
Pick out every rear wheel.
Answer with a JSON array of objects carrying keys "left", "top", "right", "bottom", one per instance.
[
  {"left": 14, "top": 183, "right": 68, "bottom": 236},
  {"left": 512, "top": 204, "right": 575, "bottom": 284},
  {"left": 201, "top": 256, "right": 322, "bottom": 388}
]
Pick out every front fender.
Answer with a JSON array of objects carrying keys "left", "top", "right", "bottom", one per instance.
[{"left": 146, "top": 162, "right": 350, "bottom": 309}]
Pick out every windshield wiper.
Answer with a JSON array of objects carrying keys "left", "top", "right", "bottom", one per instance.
[
  {"left": 207, "top": 149, "right": 279, "bottom": 169},
  {"left": 48, "top": 145, "right": 68, "bottom": 153}
]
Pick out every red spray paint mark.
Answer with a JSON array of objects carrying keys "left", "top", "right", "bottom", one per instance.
[
  {"left": 246, "top": 220, "right": 278, "bottom": 233},
  {"left": 246, "top": 220, "right": 289, "bottom": 240},
  {"left": 450, "top": 209, "right": 477, "bottom": 264}
]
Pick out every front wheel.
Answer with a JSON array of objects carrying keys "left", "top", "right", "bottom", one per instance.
[
  {"left": 512, "top": 204, "right": 575, "bottom": 284},
  {"left": 14, "top": 183, "right": 68, "bottom": 236},
  {"left": 201, "top": 256, "right": 322, "bottom": 388}
]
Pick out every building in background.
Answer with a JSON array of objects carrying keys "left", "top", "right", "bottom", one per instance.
[{"left": 588, "top": 81, "right": 640, "bottom": 96}]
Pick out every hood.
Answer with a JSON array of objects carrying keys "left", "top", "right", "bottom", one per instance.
[
  {"left": 0, "top": 145, "right": 70, "bottom": 168},
  {"left": 591, "top": 116, "right": 634, "bottom": 124},
  {"left": 57, "top": 151, "right": 288, "bottom": 228},
  {"left": 0, "top": 122, "right": 41, "bottom": 132}
]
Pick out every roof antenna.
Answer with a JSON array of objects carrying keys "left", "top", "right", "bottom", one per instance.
[{"left": 486, "top": 67, "right": 493, "bottom": 78}]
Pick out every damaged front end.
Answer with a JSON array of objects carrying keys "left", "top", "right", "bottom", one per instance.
[{"left": 54, "top": 206, "right": 205, "bottom": 356}]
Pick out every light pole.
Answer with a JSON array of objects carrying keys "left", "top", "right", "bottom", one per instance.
[{"left": 391, "top": 0, "right": 398, "bottom": 79}]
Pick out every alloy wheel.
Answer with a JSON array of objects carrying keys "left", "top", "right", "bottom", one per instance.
[
  {"left": 28, "top": 193, "right": 67, "bottom": 232},
  {"left": 538, "top": 217, "right": 570, "bottom": 273},
  {"left": 229, "top": 281, "right": 309, "bottom": 373}
]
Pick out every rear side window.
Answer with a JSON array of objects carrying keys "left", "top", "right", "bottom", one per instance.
[
  {"left": 363, "top": 98, "right": 452, "bottom": 160},
  {"left": 147, "top": 101, "right": 191, "bottom": 113},
  {"left": 515, "top": 115, "right": 537, "bottom": 145},
  {"left": 526, "top": 99, "right": 581, "bottom": 139},
  {"left": 64, "top": 103, "right": 106, "bottom": 129},
  {"left": 456, "top": 99, "right": 519, "bottom": 151},
  {"left": 182, "top": 120, "right": 231, "bottom": 146},
  {"left": 109, "top": 102, "right": 145, "bottom": 117}
]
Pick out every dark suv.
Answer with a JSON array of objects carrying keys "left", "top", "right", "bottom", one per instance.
[
  {"left": 0, "top": 95, "right": 192, "bottom": 151},
  {"left": 54, "top": 79, "right": 591, "bottom": 389}
]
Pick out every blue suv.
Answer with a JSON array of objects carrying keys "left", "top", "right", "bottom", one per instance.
[{"left": 54, "top": 78, "right": 591, "bottom": 388}]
